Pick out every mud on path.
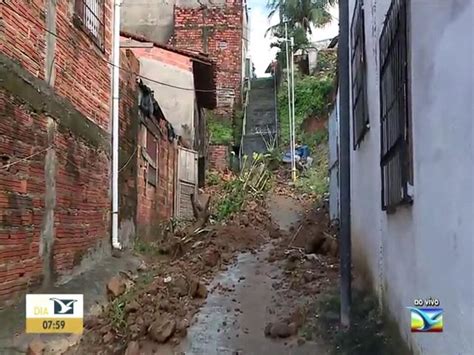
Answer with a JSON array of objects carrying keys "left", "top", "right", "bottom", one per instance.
[
  {"left": 158, "top": 194, "right": 339, "bottom": 355},
  {"left": 68, "top": 191, "right": 339, "bottom": 355}
]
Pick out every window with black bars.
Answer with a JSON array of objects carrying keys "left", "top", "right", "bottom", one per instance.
[
  {"left": 379, "top": 0, "right": 412, "bottom": 211},
  {"left": 74, "top": 0, "right": 105, "bottom": 50},
  {"left": 351, "top": 0, "right": 369, "bottom": 149}
]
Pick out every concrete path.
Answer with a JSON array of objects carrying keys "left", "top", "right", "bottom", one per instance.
[{"left": 165, "top": 195, "right": 328, "bottom": 355}]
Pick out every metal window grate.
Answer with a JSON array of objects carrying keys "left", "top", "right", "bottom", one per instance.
[
  {"left": 74, "top": 0, "right": 105, "bottom": 50},
  {"left": 351, "top": 0, "right": 369, "bottom": 149},
  {"left": 379, "top": 0, "right": 411, "bottom": 211}
]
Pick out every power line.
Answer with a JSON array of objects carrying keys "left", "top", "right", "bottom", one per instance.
[{"left": 1, "top": 0, "right": 243, "bottom": 93}]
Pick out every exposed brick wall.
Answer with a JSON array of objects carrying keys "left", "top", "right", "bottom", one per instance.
[
  {"left": 0, "top": 0, "right": 113, "bottom": 130},
  {"left": 52, "top": 130, "right": 110, "bottom": 273},
  {"left": 172, "top": 1, "right": 243, "bottom": 118},
  {"left": 0, "top": 0, "right": 113, "bottom": 304},
  {"left": 118, "top": 49, "right": 140, "bottom": 247},
  {"left": 0, "top": 85, "right": 110, "bottom": 303},
  {"left": 136, "top": 115, "right": 177, "bottom": 236},
  {"left": 0, "top": 89, "right": 46, "bottom": 299},
  {"left": 208, "top": 144, "right": 229, "bottom": 171}
]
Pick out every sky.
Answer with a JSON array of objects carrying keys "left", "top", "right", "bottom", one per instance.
[{"left": 247, "top": 0, "right": 339, "bottom": 77}]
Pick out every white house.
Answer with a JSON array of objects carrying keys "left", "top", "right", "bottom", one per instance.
[{"left": 335, "top": 0, "right": 474, "bottom": 354}]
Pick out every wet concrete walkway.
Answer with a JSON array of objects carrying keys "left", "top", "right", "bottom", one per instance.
[{"left": 167, "top": 195, "right": 328, "bottom": 355}]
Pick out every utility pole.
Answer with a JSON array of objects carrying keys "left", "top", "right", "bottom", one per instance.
[
  {"left": 338, "top": 0, "right": 351, "bottom": 328},
  {"left": 284, "top": 22, "right": 294, "bottom": 182},
  {"left": 290, "top": 36, "right": 296, "bottom": 182}
]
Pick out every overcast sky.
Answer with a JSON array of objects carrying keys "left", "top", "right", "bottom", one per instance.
[{"left": 248, "top": 0, "right": 339, "bottom": 77}]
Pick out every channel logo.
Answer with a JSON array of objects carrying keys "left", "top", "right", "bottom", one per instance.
[
  {"left": 408, "top": 307, "right": 443, "bottom": 332},
  {"left": 26, "top": 294, "right": 83, "bottom": 334}
]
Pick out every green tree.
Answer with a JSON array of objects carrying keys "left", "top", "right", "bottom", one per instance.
[{"left": 266, "top": 0, "right": 336, "bottom": 67}]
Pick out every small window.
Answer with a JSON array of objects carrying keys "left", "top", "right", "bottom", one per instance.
[
  {"left": 351, "top": 0, "right": 369, "bottom": 149},
  {"left": 146, "top": 129, "right": 157, "bottom": 186},
  {"left": 379, "top": 0, "right": 412, "bottom": 211},
  {"left": 74, "top": 0, "right": 105, "bottom": 50},
  {"left": 218, "top": 41, "right": 228, "bottom": 50}
]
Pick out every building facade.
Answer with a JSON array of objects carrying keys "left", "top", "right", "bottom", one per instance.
[
  {"left": 341, "top": 0, "right": 474, "bottom": 353},
  {"left": 171, "top": 0, "right": 249, "bottom": 116},
  {"left": 0, "top": 0, "right": 113, "bottom": 303}
]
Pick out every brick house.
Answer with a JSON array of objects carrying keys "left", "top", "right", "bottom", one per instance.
[
  {"left": 171, "top": 0, "right": 250, "bottom": 117},
  {"left": 0, "top": 0, "right": 114, "bottom": 304},
  {"left": 120, "top": 32, "right": 216, "bottom": 191}
]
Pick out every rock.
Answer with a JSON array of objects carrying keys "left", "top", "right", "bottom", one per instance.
[
  {"left": 124, "top": 341, "right": 140, "bottom": 355},
  {"left": 27, "top": 338, "right": 45, "bottom": 355},
  {"left": 240, "top": 215, "right": 249, "bottom": 226},
  {"left": 303, "top": 271, "right": 315, "bottom": 283},
  {"left": 204, "top": 248, "right": 220, "bottom": 267},
  {"left": 189, "top": 278, "right": 207, "bottom": 298},
  {"left": 43, "top": 338, "right": 70, "bottom": 355},
  {"left": 304, "top": 233, "right": 326, "bottom": 254},
  {"left": 269, "top": 321, "right": 297, "bottom": 338},
  {"left": 188, "top": 279, "right": 199, "bottom": 297},
  {"left": 125, "top": 301, "right": 140, "bottom": 313},
  {"left": 103, "top": 331, "right": 115, "bottom": 343},
  {"left": 287, "top": 250, "right": 300, "bottom": 262},
  {"left": 107, "top": 276, "right": 126, "bottom": 298},
  {"left": 196, "top": 282, "right": 208, "bottom": 298},
  {"left": 148, "top": 315, "right": 176, "bottom": 343},
  {"left": 297, "top": 337, "right": 306, "bottom": 346},
  {"left": 173, "top": 276, "right": 189, "bottom": 297},
  {"left": 176, "top": 318, "right": 190, "bottom": 337}
]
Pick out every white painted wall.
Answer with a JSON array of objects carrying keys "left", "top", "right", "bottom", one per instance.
[{"left": 347, "top": 0, "right": 474, "bottom": 354}]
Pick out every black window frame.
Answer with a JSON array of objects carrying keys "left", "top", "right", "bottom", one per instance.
[
  {"left": 73, "top": 0, "right": 106, "bottom": 51},
  {"left": 379, "top": 0, "right": 413, "bottom": 212},
  {"left": 351, "top": 0, "right": 369, "bottom": 149}
]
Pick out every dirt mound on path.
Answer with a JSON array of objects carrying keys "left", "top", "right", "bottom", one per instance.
[{"left": 70, "top": 200, "right": 273, "bottom": 354}]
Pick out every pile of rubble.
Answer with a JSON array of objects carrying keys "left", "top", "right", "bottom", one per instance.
[{"left": 71, "top": 199, "right": 274, "bottom": 354}]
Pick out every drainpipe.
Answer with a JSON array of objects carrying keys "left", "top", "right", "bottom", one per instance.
[{"left": 111, "top": 0, "right": 122, "bottom": 250}]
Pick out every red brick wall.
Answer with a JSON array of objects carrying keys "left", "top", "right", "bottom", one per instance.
[
  {"left": 52, "top": 129, "right": 110, "bottom": 273},
  {"left": 172, "top": 1, "right": 243, "bottom": 117},
  {"left": 0, "top": 90, "right": 46, "bottom": 299},
  {"left": 0, "top": 87, "right": 110, "bottom": 302},
  {"left": 0, "top": 0, "right": 113, "bottom": 130},
  {"left": 0, "top": 0, "right": 113, "bottom": 304},
  {"left": 208, "top": 144, "right": 229, "bottom": 171},
  {"left": 136, "top": 116, "right": 177, "bottom": 235},
  {"left": 118, "top": 49, "right": 140, "bottom": 245}
]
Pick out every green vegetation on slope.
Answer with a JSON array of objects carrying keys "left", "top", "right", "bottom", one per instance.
[
  {"left": 277, "top": 50, "right": 337, "bottom": 198},
  {"left": 208, "top": 113, "right": 233, "bottom": 145}
]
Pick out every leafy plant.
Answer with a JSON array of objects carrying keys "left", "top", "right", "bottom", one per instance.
[
  {"left": 208, "top": 114, "right": 233, "bottom": 145},
  {"left": 214, "top": 153, "right": 273, "bottom": 221},
  {"left": 279, "top": 74, "right": 334, "bottom": 147}
]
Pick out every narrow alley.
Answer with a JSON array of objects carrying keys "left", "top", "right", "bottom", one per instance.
[{"left": 0, "top": 0, "right": 473, "bottom": 355}]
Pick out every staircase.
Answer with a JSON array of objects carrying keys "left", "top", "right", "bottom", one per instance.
[{"left": 241, "top": 77, "right": 277, "bottom": 159}]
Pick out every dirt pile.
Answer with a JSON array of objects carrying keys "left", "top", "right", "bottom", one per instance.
[{"left": 71, "top": 199, "right": 273, "bottom": 354}]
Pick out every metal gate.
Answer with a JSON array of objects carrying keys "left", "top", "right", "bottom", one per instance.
[
  {"left": 175, "top": 146, "right": 198, "bottom": 219},
  {"left": 328, "top": 93, "right": 340, "bottom": 222}
]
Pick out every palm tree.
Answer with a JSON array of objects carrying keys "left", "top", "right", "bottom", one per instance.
[{"left": 267, "top": 0, "right": 337, "bottom": 36}]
